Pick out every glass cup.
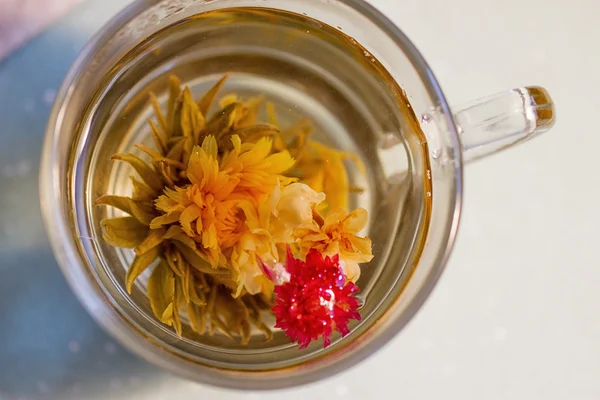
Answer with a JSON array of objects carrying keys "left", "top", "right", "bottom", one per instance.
[{"left": 40, "top": 0, "right": 556, "bottom": 390}]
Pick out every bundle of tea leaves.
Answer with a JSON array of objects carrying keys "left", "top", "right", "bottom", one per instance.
[{"left": 97, "top": 74, "right": 373, "bottom": 347}]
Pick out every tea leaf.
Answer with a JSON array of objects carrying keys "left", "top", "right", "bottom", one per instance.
[
  {"left": 131, "top": 177, "right": 157, "bottom": 202},
  {"left": 166, "top": 137, "right": 186, "bottom": 163},
  {"left": 235, "top": 95, "right": 264, "bottom": 128},
  {"left": 170, "top": 93, "right": 184, "bottom": 138},
  {"left": 233, "top": 124, "right": 279, "bottom": 143},
  {"left": 164, "top": 225, "right": 198, "bottom": 251},
  {"left": 159, "top": 162, "right": 175, "bottom": 188},
  {"left": 161, "top": 303, "right": 174, "bottom": 325},
  {"left": 204, "top": 103, "right": 241, "bottom": 139},
  {"left": 187, "top": 303, "right": 203, "bottom": 333},
  {"left": 188, "top": 274, "right": 205, "bottom": 306},
  {"left": 148, "top": 262, "right": 175, "bottom": 325},
  {"left": 198, "top": 73, "right": 230, "bottom": 116},
  {"left": 342, "top": 151, "right": 367, "bottom": 175},
  {"left": 206, "top": 286, "right": 217, "bottom": 314},
  {"left": 112, "top": 153, "right": 164, "bottom": 192},
  {"left": 95, "top": 195, "right": 133, "bottom": 215},
  {"left": 198, "top": 304, "right": 208, "bottom": 335},
  {"left": 181, "top": 262, "right": 192, "bottom": 304},
  {"left": 219, "top": 94, "right": 238, "bottom": 109},
  {"left": 129, "top": 200, "right": 156, "bottom": 226},
  {"left": 165, "top": 248, "right": 185, "bottom": 277},
  {"left": 236, "top": 299, "right": 252, "bottom": 344},
  {"left": 149, "top": 92, "right": 168, "bottom": 136},
  {"left": 167, "top": 75, "right": 182, "bottom": 137},
  {"left": 135, "top": 228, "right": 165, "bottom": 255},
  {"left": 102, "top": 217, "right": 148, "bottom": 248},
  {"left": 211, "top": 315, "right": 234, "bottom": 339},
  {"left": 149, "top": 211, "right": 181, "bottom": 229},
  {"left": 240, "top": 319, "right": 251, "bottom": 345},
  {"left": 283, "top": 118, "right": 312, "bottom": 140},
  {"left": 148, "top": 119, "right": 168, "bottom": 155},
  {"left": 135, "top": 144, "right": 162, "bottom": 162},
  {"left": 172, "top": 241, "right": 222, "bottom": 275},
  {"left": 243, "top": 296, "right": 272, "bottom": 341},
  {"left": 266, "top": 101, "right": 278, "bottom": 127},
  {"left": 181, "top": 87, "right": 206, "bottom": 147},
  {"left": 182, "top": 138, "right": 193, "bottom": 167},
  {"left": 172, "top": 280, "right": 184, "bottom": 336},
  {"left": 126, "top": 246, "right": 160, "bottom": 293}
]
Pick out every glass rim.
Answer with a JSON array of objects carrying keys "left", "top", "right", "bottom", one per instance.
[{"left": 40, "top": 0, "right": 464, "bottom": 389}]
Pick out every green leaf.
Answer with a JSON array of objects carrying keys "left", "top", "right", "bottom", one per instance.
[
  {"left": 198, "top": 73, "right": 230, "bottom": 116},
  {"left": 95, "top": 195, "right": 133, "bottom": 215},
  {"left": 125, "top": 246, "right": 160, "bottom": 293},
  {"left": 101, "top": 217, "right": 148, "bottom": 248},
  {"left": 135, "top": 228, "right": 165, "bottom": 255},
  {"left": 111, "top": 153, "right": 164, "bottom": 192},
  {"left": 148, "top": 262, "right": 175, "bottom": 325}
]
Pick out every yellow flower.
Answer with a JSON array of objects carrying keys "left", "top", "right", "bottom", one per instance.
[
  {"left": 230, "top": 182, "right": 325, "bottom": 295},
  {"left": 269, "top": 182, "right": 326, "bottom": 243},
  {"left": 153, "top": 135, "right": 296, "bottom": 273},
  {"left": 221, "top": 135, "right": 295, "bottom": 197},
  {"left": 295, "top": 208, "right": 373, "bottom": 282}
]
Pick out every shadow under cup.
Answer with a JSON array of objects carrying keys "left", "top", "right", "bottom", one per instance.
[{"left": 41, "top": 0, "right": 461, "bottom": 389}]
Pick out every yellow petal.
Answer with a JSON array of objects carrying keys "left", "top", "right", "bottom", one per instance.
[
  {"left": 340, "top": 259, "right": 361, "bottom": 283},
  {"left": 179, "top": 204, "right": 203, "bottom": 236},
  {"left": 202, "top": 223, "right": 219, "bottom": 249},
  {"left": 323, "top": 208, "right": 347, "bottom": 227},
  {"left": 342, "top": 208, "right": 369, "bottom": 233},
  {"left": 348, "top": 235, "right": 373, "bottom": 255},
  {"left": 264, "top": 151, "right": 295, "bottom": 174}
]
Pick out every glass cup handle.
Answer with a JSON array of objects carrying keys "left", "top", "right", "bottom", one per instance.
[{"left": 451, "top": 86, "right": 556, "bottom": 163}]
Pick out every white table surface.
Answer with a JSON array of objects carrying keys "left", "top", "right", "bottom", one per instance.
[{"left": 0, "top": 0, "right": 598, "bottom": 399}]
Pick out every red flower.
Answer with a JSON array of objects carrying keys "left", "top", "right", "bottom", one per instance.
[{"left": 271, "top": 247, "right": 361, "bottom": 349}]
